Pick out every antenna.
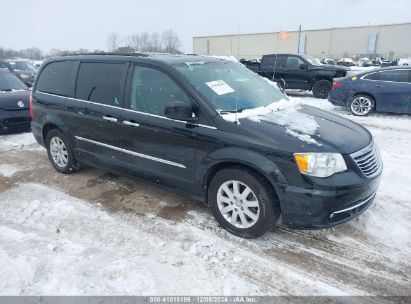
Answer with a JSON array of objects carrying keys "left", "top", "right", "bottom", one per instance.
[
  {"left": 273, "top": 53, "right": 278, "bottom": 82},
  {"left": 235, "top": 27, "right": 240, "bottom": 124}
]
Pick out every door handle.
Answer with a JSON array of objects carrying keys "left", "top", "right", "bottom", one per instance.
[
  {"left": 375, "top": 84, "right": 382, "bottom": 87},
  {"left": 103, "top": 116, "right": 118, "bottom": 122},
  {"left": 123, "top": 120, "right": 140, "bottom": 127}
]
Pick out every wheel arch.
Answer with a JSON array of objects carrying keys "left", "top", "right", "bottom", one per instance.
[
  {"left": 349, "top": 92, "right": 377, "bottom": 109},
  {"left": 41, "top": 115, "right": 71, "bottom": 142},
  {"left": 199, "top": 148, "right": 288, "bottom": 213}
]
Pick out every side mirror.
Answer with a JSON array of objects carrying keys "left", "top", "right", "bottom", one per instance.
[
  {"left": 164, "top": 101, "right": 196, "bottom": 122},
  {"left": 300, "top": 63, "right": 308, "bottom": 70}
]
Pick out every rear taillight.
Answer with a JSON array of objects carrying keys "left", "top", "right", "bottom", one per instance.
[
  {"left": 29, "top": 94, "right": 34, "bottom": 119},
  {"left": 332, "top": 82, "right": 342, "bottom": 89}
]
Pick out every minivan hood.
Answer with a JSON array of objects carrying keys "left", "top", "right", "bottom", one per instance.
[
  {"left": 238, "top": 104, "right": 371, "bottom": 155},
  {"left": 0, "top": 90, "right": 30, "bottom": 110}
]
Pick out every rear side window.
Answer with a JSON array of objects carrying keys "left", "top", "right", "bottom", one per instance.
[
  {"left": 364, "top": 70, "right": 409, "bottom": 82},
  {"left": 75, "top": 62, "right": 126, "bottom": 106},
  {"left": 262, "top": 56, "right": 275, "bottom": 67},
  {"left": 36, "top": 61, "right": 76, "bottom": 96},
  {"left": 364, "top": 72, "right": 380, "bottom": 80}
]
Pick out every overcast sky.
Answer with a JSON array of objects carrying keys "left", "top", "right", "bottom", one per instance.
[{"left": 1, "top": 0, "right": 410, "bottom": 53}]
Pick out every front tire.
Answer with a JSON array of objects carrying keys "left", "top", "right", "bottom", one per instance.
[
  {"left": 349, "top": 94, "right": 374, "bottom": 116},
  {"left": 312, "top": 79, "right": 332, "bottom": 99},
  {"left": 46, "top": 129, "right": 81, "bottom": 174},
  {"left": 208, "top": 167, "right": 280, "bottom": 238}
]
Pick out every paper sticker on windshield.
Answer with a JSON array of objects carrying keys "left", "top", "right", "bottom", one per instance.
[{"left": 205, "top": 80, "right": 235, "bottom": 95}]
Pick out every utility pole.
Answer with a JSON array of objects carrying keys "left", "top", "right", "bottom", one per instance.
[{"left": 297, "top": 25, "right": 302, "bottom": 53}]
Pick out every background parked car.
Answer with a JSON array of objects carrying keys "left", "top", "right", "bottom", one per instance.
[
  {"left": 357, "top": 58, "right": 373, "bottom": 67},
  {"left": 243, "top": 53, "right": 347, "bottom": 98},
  {"left": 321, "top": 58, "right": 335, "bottom": 65},
  {"left": 329, "top": 66, "right": 411, "bottom": 116},
  {"left": 337, "top": 58, "right": 356, "bottom": 67},
  {"left": 0, "top": 70, "right": 31, "bottom": 133},
  {"left": 0, "top": 59, "right": 38, "bottom": 87},
  {"left": 398, "top": 58, "right": 411, "bottom": 66}
]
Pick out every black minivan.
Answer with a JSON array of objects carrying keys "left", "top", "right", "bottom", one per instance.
[{"left": 30, "top": 54, "right": 382, "bottom": 238}]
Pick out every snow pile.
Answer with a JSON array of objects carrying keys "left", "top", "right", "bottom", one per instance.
[
  {"left": 262, "top": 76, "right": 282, "bottom": 91},
  {"left": 208, "top": 55, "right": 238, "bottom": 62},
  {"left": 0, "top": 164, "right": 22, "bottom": 177},
  {"left": 221, "top": 99, "right": 320, "bottom": 145}
]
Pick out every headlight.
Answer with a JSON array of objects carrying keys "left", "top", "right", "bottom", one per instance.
[
  {"left": 19, "top": 74, "right": 29, "bottom": 79},
  {"left": 294, "top": 153, "right": 347, "bottom": 178}
]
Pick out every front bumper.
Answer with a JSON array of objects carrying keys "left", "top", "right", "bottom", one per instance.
[
  {"left": 279, "top": 172, "right": 381, "bottom": 229},
  {"left": 0, "top": 111, "right": 31, "bottom": 134}
]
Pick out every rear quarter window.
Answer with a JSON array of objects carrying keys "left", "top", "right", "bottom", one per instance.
[{"left": 36, "top": 61, "right": 76, "bottom": 96}]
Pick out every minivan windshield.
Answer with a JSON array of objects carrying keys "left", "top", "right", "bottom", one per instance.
[
  {"left": 175, "top": 60, "right": 286, "bottom": 112},
  {"left": 0, "top": 72, "right": 28, "bottom": 91},
  {"left": 9, "top": 61, "right": 37, "bottom": 72}
]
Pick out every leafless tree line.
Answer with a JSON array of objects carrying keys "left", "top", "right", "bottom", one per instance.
[
  {"left": 0, "top": 47, "right": 107, "bottom": 60},
  {"left": 0, "top": 47, "right": 44, "bottom": 60},
  {"left": 106, "top": 30, "right": 182, "bottom": 54},
  {"left": 0, "top": 29, "right": 182, "bottom": 60}
]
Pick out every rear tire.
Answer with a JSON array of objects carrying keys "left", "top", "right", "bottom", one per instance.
[
  {"left": 312, "top": 79, "right": 332, "bottom": 99},
  {"left": 46, "top": 129, "right": 81, "bottom": 174},
  {"left": 208, "top": 167, "right": 280, "bottom": 238},
  {"left": 349, "top": 94, "right": 374, "bottom": 116}
]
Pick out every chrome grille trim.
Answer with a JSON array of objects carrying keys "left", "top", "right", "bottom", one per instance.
[
  {"left": 330, "top": 193, "right": 375, "bottom": 218},
  {"left": 350, "top": 140, "right": 382, "bottom": 178}
]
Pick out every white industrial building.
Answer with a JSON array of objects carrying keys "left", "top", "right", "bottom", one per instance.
[{"left": 193, "top": 22, "right": 411, "bottom": 60}]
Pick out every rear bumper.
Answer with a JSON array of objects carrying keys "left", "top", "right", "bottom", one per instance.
[
  {"left": 279, "top": 173, "right": 381, "bottom": 229},
  {"left": 31, "top": 121, "right": 45, "bottom": 147},
  {"left": 328, "top": 89, "right": 350, "bottom": 107}
]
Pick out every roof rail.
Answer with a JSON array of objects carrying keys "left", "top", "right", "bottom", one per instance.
[{"left": 61, "top": 52, "right": 149, "bottom": 57}]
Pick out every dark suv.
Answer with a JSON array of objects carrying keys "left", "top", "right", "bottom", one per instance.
[
  {"left": 30, "top": 54, "right": 382, "bottom": 238},
  {"left": 244, "top": 54, "right": 347, "bottom": 98}
]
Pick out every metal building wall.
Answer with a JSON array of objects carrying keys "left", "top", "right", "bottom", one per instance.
[{"left": 193, "top": 23, "right": 411, "bottom": 60}]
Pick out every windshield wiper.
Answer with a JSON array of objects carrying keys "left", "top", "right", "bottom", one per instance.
[{"left": 219, "top": 108, "right": 249, "bottom": 114}]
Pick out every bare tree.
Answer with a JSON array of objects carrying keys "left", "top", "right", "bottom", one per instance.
[
  {"left": 149, "top": 31, "right": 162, "bottom": 52},
  {"left": 127, "top": 34, "right": 142, "bottom": 52},
  {"left": 161, "top": 30, "right": 182, "bottom": 54},
  {"left": 139, "top": 32, "right": 150, "bottom": 52},
  {"left": 106, "top": 32, "right": 120, "bottom": 52}
]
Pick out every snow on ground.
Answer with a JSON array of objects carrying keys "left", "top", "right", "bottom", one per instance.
[
  {"left": 0, "top": 93, "right": 410, "bottom": 295},
  {"left": 0, "top": 132, "right": 36, "bottom": 151},
  {"left": 0, "top": 164, "right": 22, "bottom": 177},
  {"left": 0, "top": 183, "right": 260, "bottom": 295}
]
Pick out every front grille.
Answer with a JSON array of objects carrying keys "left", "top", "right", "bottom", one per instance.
[
  {"left": 351, "top": 140, "right": 382, "bottom": 178},
  {"left": 0, "top": 117, "right": 31, "bottom": 134}
]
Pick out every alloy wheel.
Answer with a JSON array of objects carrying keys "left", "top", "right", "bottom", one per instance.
[
  {"left": 217, "top": 180, "right": 260, "bottom": 228},
  {"left": 351, "top": 96, "right": 372, "bottom": 115},
  {"left": 49, "top": 136, "right": 68, "bottom": 168}
]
